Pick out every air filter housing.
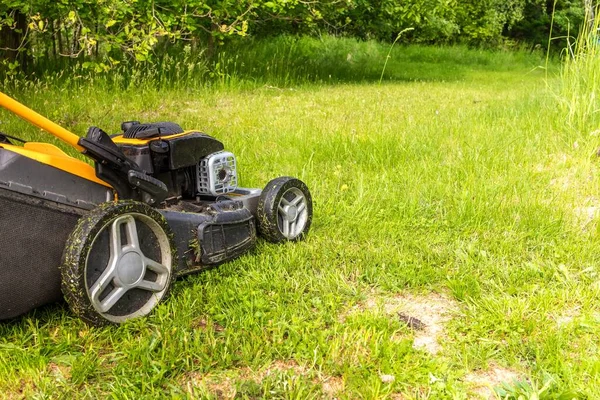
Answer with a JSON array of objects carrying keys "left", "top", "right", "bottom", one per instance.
[{"left": 196, "top": 151, "right": 238, "bottom": 196}]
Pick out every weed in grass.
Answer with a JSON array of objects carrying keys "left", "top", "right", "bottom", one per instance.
[{"left": 380, "top": 28, "right": 415, "bottom": 85}]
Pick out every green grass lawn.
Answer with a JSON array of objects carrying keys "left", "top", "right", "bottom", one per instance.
[{"left": 1, "top": 46, "right": 600, "bottom": 399}]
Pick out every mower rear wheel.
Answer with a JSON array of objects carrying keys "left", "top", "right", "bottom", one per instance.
[
  {"left": 257, "top": 177, "right": 313, "bottom": 243},
  {"left": 61, "top": 201, "right": 176, "bottom": 326}
]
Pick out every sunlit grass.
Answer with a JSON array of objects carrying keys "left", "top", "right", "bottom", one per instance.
[{"left": 1, "top": 42, "right": 599, "bottom": 398}]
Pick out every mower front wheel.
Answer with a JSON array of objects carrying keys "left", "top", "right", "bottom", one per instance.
[
  {"left": 257, "top": 177, "right": 313, "bottom": 243},
  {"left": 61, "top": 201, "right": 176, "bottom": 326}
]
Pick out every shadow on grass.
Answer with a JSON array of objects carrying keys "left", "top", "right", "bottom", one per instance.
[
  {"left": 164, "top": 36, "right": 548, "bottom": 86},
  {"left": 2, "top": 35, "right": 550, "bottom": 89}
]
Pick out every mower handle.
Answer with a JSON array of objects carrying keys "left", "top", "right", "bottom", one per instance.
[{"left": 0, "top": 91, "right": 84, "bottom": 152}]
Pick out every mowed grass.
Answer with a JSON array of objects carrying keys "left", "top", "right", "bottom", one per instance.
[{"left": 1, "top": 46, "right": 600, "bottom": 398}]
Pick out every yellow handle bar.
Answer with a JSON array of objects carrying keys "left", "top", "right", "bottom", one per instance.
[{"left": 0, "top": 91, "right": 84, "bottom": 152}]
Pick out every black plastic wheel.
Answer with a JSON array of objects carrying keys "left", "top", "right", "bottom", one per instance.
[
  {"left": 256, "top": 177, "right": 313, "bottom": 243},
  {"left": 60, "top": 201, "right": 177, "bottom": 326}
]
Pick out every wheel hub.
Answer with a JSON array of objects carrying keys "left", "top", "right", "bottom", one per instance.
[
  {"left": 275, "top": 186, "right": 310, "bottom": 240},
  {"left": 117, "top": 251, "right": 145, "bottom": 286},
  {"left": 284, "top": 205, "right": 298, "bottom": 221}
]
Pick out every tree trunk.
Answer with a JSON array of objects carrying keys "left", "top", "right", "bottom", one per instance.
[
  {"left": 51, "top": 20, "right": 57, "bottom": 60},
  {"left": 72, "top": 24, "right": 81, "bottom": 57},
  {"left": 206, "top": 22, "right": 219, "bottom": 59},
  {"left": 58, "top": 25, "right": 64, "bottom": 56}
]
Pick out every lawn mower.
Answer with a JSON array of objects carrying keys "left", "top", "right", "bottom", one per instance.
[{"left": 0, "top": 91, "right": 312, "bottom": 326}]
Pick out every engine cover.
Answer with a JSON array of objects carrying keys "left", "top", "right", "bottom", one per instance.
[{"left": 114, "top": 130, "right": 225, "bottom": 199}]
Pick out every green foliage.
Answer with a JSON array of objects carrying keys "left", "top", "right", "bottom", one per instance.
[
  {"left": 453, "top": 0, "right": 544, "bottom": 44},
  {"left": 0, "top": 0, "right": 257, "bottom": 70},
  {"left": 0, "top": 0, "right": 586, "bottom": 76},
  {"left": 509, "top": 0, "right": 586, "bottom": 49}
]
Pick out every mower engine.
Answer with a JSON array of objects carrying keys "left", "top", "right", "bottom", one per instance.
[{"left": 113, "top": 121, "right": 237, "bottom": 200}]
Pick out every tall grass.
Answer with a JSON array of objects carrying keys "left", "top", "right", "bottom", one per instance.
[
  {"left": 1, "top": 35, "right": 547, "bottom": 92},
  {"left": 560, "top": 8, "right": 600, "bottom": 132}
]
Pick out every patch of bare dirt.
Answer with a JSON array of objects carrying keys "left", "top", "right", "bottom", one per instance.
[
  {"left": 181, "top": 371, "right": 237, "bottom": 399},
  {"left": 242, "top": 360, "right": 308, "bottom": 383},
  {"left": 258, "top": 362, "right": 346, "bottom": 399},
  {"left": 4, "top": 379, "right": 34, "bottom": 400},
  {"left": 248, "top": 361, "right": 346, "bottom": 398},
  {"left": 182, "top": 360, "right": 344, "bottom": 398},
  {"left": 464, "top": 363, "right": 522, "bottom": 399},
  {"left": 542, "top": 152, "right": 600, "bottom": 230},
  {"left": 47, "top": 362, "right": 71, "bottom": 381},
  {"left": 206, "top": 377, "right": 237, "bottom": 399},
  {"left": 550, "top": 305, "right": 581, "bottom": 327},
  {"left": 390, "top": 386, "right": 433, "bottom": 400},
  {"left": 191, "top": 317, "right": 225, "bottom": 332},
  {"left": 321, "top": 375, "right": 344, "bottom": 398},
  {"left": 5, "top": 393, "right": 25, "bottom": 400},
  {"left": 344, "top": 291, "right": 459, "bottom": 355},
  {"left": 573, "top": 196, "right": 600, "bottom": 230}
]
